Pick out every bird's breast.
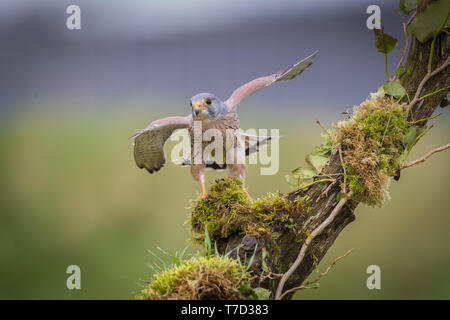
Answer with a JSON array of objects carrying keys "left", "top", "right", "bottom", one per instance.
[{"left": 188, "top": 113, "right": 241, "bottom": 163}]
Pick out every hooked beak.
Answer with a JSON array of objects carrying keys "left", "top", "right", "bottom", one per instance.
[{"left": 193, "top": 103, "right": 203, "bottom": 117}]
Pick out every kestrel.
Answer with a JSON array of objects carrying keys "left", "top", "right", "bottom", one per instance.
[{"left": 130, "top": 51, "right": 318, "bottom": 198}]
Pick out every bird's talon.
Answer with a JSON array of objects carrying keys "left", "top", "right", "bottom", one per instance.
[
  {"left": 201, "top": 180, "right": 208, "bottom": 199},
  {"left": 244, "top": 190, "right": 253, "bottom": 202}
]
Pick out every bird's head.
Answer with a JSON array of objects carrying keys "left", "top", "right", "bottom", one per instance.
[{"left": 189, "top": 93, "right": 227, "bottom": 121}]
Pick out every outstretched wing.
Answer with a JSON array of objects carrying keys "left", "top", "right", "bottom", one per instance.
[
  {"left": 224, "top": 50, "right": 319, "bottom": 109},
  {"left": 129, "top": 115, "right": 192, "bottom": 173}
]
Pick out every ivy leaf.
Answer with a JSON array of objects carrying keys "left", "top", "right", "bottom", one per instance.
[
  {"left": 286, "top": 137, "right": 332, "bottom": 189},
  {"left": 203, "top": 225, "right": 212, "bottom": 256},
  {"left": 395, "top": 66, "right": 406, "bottom": 77},
  {"left": 306, "top": 154, "right": 329, "bottom": 173},
  {"left": 403, "top": 126, "right": 417, "bottom": 149},
  {"left": 399, "top": 0, "right": 419, "bottom": 14},
  {"left": 407, "top": 0, "right": 450, "bottom": 43},
  {"left": 285, "top": 174, "right": 298, "bottom": 189},
  {"left": 239, "top": 281, "right": 253, "bottom": 297},
  {"left": 404, "top": 126, "right": 427, "bottom": 149},
  {"left": 295, "top": 168, "right": 315, "bottom": 188},
  {"left": 239, "top": 283, "right": 271, "bottom": 300},
  {"left": 252, "top": 287, "right": 271, "bottom": 300},
  {"left": 374, "top": 29, "right": 398, "bottom": 54},
  {"left": 382, "top": 80, "right": 407, "bottom": 98},
  {"left": 311, "top": 139, "right": 332, "bottom": 157},
  {"left": 285, "top": 167, "right": 315, "bottom": 190},
  {"left": 305, "top": 140, "right": 332, "bottom": 173},
  {"left": 261, "top": 248, "right": 269, "bottom": 272},
  {"left": 376, "top": 85, "right": 386, "bottom": 96}
]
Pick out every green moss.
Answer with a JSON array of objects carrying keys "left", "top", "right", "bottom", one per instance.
[
  {"left": 252, "top": 193, "right": 291, "bottom": 223},
  {"left": 346, "top": 166, "right": 365, "bottom": 196},
  {"left": 136, "top": 253, "right": 272, "bottom": 300},
  {"left": 251, "top": 192, "right": 309, "bottom": 237},
  {"left": 336, "top": 95, "right": 409, "bottom": 206},
  {"left": 189, "top": 177, "right": 253, "bottom": 243},
  {"left": 136, "top": 255, "right": 248, "bottom": 300},
  {"left": 190, "top": 178, "right": 309, "bottom": 243}
]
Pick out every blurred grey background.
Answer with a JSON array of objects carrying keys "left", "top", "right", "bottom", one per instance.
[{"left": 0, "top": 0, "right": 402, "bottom": 111}]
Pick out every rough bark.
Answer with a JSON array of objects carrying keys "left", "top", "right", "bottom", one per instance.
[{"left": 217, "top": 0, "right": 449, "bottom": 300}]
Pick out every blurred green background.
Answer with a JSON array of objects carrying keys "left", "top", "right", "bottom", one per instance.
[{"left": 0, "top": 100, "right": 448, "bottom": 299}]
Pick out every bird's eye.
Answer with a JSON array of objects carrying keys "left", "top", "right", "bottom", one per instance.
[{"left": 205, "top": 98, "right": 212, "bottom": 106}]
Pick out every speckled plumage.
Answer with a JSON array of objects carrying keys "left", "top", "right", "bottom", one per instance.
[{"left": 188, "top": 107, "right": 245, "bottom": 183}]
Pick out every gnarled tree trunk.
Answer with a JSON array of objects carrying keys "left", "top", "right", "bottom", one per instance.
[{"left": 217, "top": 0, "right": 449, "bottom": 300}]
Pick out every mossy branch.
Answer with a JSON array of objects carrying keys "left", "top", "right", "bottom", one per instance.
[
  {"left": 274, "top": 192, "right": 353, "bottom": 300},
  {"left": 224, "top": 0, "right": 447, "bottom": 299},
  {"left": 137, "top": 0, "right": 449, "bottom": 300}
]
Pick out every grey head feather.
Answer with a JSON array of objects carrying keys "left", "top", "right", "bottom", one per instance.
[{"left": 190, "top": 92, "right": 228, "bottom": 119}]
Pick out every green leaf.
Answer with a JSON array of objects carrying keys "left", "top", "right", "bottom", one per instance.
[
  {"left": 245, "top": 244, "right": 258, "bottom": 271},
  {"left": 261, "top": 248, "right": 269, "bottom": 272},
  {"left": 285, "top": 167, "right": 315, "bottom": 190},
  {"left": 382, "top": 80, "right": 407, "bottom": 98},
  {"left": 404, "top": 125, "right": 427, "bottom": 151},
  {"left": 285, "top": 174, "right": 299, "bottom": 189},
  {"left": 286, "top": 136, "right": 332, "bottom": 189},
  {"left": 376, "top": 85, "right": 386, "bottom": 96},
  {"left": 239, "top": 281, "right": 253, "bottom": 297},
  {"left": 293, "top": 167, "right": 316, "bottom": 178},
  {"left": 407, "top": 0, "right": 450, "bottom": 43},
  {"left": 311, "top": 141, "right": 332, "bottom": 157},
  {"left": 403, "top": 126, "right": 417, "bottom": 149},
  {"left": 203, "top": 224, "right": 212, "bottom": 256},
  {"left": 399, "top": 0, "right": 419, "bottom": 14},
  {"left": 305, "top": 140, "right": 332, "bottom": 173},
  {"left": 306, "top": 154, "right": 329, "bottom": 173},
  {"left": 296, "top": 168, "right": 316, "bottom": 188},
  {"left": 395, "top": 65, "right": 406, "bottom": 77},
  {"left": 374, "top": 29, "right": 398, "bottom": 54},
  {"left": 239, "top": 283, "right": 271, "bottom": 300},
  {"left": 252, "top": 287, "right": 271, "bottom": 300}
]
